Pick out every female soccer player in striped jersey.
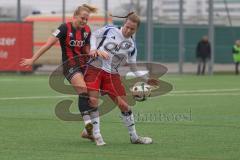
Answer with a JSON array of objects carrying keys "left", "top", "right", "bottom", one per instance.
[{"left": 20, "top": 4, "right": 97, "bottom": 141}]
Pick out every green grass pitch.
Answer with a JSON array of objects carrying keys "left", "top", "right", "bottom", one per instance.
[{"left": 0, "top": 74, "right": 240, "bottom": 160}]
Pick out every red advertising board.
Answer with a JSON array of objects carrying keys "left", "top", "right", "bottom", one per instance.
[{"left": 0, "top": 22, "right": 33, "bottom": 71}]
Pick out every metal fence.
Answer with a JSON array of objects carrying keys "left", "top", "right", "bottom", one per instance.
[{"left": 1, "top": 0, "right": 239, "bottom": 73}]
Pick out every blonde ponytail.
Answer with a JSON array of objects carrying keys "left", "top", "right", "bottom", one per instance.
[
  {"left": 74, "top": 4, "right": 98, "bottom": 16},
  {"left": 82, "top": 4, "right": 98, "bottom": 13},
  {"left": 110, "top": 12, "right": 140, "bottom": 28}
]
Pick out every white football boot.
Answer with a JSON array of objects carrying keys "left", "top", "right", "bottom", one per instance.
[
  {"left": 94, "top": 134, "right": 106, "bottom": 146},
  {"left": 130, "top": 136, "right": 153, "bottom": 144}
]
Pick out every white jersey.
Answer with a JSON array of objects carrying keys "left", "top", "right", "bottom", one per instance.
[{"left": 90, "top": 25, "right": 137, "bottom": 74}]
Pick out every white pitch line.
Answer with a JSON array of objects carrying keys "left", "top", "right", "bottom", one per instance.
[
  {"left": 165, "top": 93, "right": 240, "bottom": 96},
  {"left": 171, "top": 88, "right": 240, "bottom": 93},
  {"left": 0, "top": 95, "right": 75, "bottom": 100},
  {"left": 0, "top": 88, "right": 240, "bottom": 101}
]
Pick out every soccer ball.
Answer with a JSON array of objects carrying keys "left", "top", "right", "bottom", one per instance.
[{"left": 130, "top": 82, "right": 152, "bottom": 101}]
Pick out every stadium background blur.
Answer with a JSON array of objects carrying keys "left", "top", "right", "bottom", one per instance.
[{"left": 1, "top": 0, "right": 240, "bottom": 73}]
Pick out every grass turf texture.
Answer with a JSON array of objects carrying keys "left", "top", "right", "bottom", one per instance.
[{"left": 0, "top": 74, "right": 240, "bottom": 160}]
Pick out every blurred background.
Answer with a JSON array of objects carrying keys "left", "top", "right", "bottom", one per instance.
[{"left": 1, "top": 0, "right": 240, "bottom": 74}]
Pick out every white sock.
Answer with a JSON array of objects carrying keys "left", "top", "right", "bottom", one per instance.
[
  {"left": 122, "top": 111, "right": 138, "bottom": 141},
  {"left": 82, "top": 114, "right": 91, "bottom": 132},
  {"left": 90, "top": 109, "right": 100, "bottom": 137},
  {"left": 82, "top": 114, "right": 91, "bottom": 125}
]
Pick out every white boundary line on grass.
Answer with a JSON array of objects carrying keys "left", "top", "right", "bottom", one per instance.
[
  {"left": 0, "top": 88, "right": 240, "bottom": 100},
  {"left": 0, "top": 95, "right": 75, "bottom": 100},
  {"left": 166, "top": 93, "right": 240, "bottom": 96},
  {"left": 171, "top": 88, "right": 240, "bottom": 93}
]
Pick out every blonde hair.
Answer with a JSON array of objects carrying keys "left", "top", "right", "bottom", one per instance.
[
  {"left": 110, "top": 12, "right": 141, "bottom": 28},
  {"left": 126, "top": 12, "right": 141, "bottom": 27},
  {"left": 74, "top": 4, "right": 98, "bottom": 16}
]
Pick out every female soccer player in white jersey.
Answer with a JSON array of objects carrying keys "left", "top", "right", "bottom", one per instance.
[{"left": 85, "top": 12, "right": 159, "bottom": 146}]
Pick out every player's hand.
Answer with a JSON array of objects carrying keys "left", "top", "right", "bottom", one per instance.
[
  {"left": 97, "top": 50, "right": 109, "bottom": 60},
  {"left": 20, "top": 58, "right": 34, "bottom": 67},
  {"left": 89, "top": 50, "right": 98, "bottom": 58},
  {"left": 147, "top": 78, "right": 159, "bottom": 86}
]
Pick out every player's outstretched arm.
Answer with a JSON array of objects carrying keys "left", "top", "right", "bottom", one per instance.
[
  {"left": 129, "top": 63, "right": 159, "bottom": 86},
  {"left": 20, "top": 35, "right": 58, "bottom": 67}
]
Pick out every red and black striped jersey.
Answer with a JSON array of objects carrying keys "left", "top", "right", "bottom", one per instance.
[{"left": 52, "top": 22, "right": 91, "bottom": 66}]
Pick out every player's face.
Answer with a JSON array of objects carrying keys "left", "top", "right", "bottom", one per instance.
[
  {"left": 122, "top": 20, "right": 138, "bottom": 38},
  {"left": 74, "top": 10, "right": 89, "bottom": 27}
]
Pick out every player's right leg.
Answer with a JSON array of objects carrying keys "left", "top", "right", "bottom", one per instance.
[
  {"left": 69, "top": 72, "right": 95, "bottom": 141},
  {"left": 84, "top": 66, "right": 106, "bottom": 146}
]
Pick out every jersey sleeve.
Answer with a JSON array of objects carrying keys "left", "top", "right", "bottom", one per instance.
[
  {"left": 128, "top": 46, "right": 149, "bottom": 80},
  {"left": 85, "top": 31, "right": 91, "bottom": 46},
  {"left": 128, "top": 42, "right": 137, "bottom": 64},
  {"left": 52, "top": 23, "right": 67, "bottom": 39},
  {"left": 90, "top": 25, "right": 115, "bottom": 51}
]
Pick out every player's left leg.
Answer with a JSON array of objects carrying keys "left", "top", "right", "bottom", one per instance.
[
  {"left": 105, "top": 74, "right": 152, "bottom": 144},
  {"left": 111, "top": 96, "right": 152, "bottom": 144}
]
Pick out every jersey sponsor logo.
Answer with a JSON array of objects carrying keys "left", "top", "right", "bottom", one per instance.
[
  {"left": 69, "top": 40, "right": 85, "bottom": 47},
  {"left": 111, "top": 54, "right": 128, "bottom": 71},
  {"left": 104, "top": 40, "right": 132, "bottom": 54},
  {"left": 52, "top": 29, "right": 60, "bottom": 37}
]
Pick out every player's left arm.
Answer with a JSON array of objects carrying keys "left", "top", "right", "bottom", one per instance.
[
  {"left": 89, "top": 26, "right": 110, "bottom": 59},
  {"left": 128, "top": 46, "right": 159, "bottom": 86}
]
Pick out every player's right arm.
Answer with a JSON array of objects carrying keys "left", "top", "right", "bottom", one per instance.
[
  {"left": 20, "top": 36, "right": 58, "bottom": 66},
  {"left": 20, "top": 24, "right": 66, "bottom": 67}
]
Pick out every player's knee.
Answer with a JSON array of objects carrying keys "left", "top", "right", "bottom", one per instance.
[
  {"left": 75, "top": 86, "right": 87, "bottom": 95},
  {"left": 117, "top": 100, "right": 129, "bottom": 112},
  {"left": 88, "top": 96, "right": 99, "bottom": 108},
  {"left": 78, "top": 93, "right": 96, "bottom": 115}
]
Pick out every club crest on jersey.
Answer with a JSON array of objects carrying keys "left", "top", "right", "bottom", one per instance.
[
  {"left": 83, "top": 32, "right": 88, "bottom": 39},
  {"left": 69, "top": 32, "right": 73, "bottom": 37},
  {"left": 69, "top": 67, "right": 74, "bottom": 73}
]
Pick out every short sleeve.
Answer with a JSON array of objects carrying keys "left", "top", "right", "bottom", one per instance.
[
  {"left": 128, "top": 39, "right": 137, "bottom": 63},
  {"left": 128, "top": 47, "right": 137, "bottom": 63},
  {"left": 85, "top": 31, "right": 91, "bottom": 45},
  {"left": 52, "top": 23, "right": 67, "bottom": 39}
]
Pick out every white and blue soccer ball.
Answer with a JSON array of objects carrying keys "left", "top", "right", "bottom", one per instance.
[{"left": 130, "top": 82, "right": 152, "bottom": 101}]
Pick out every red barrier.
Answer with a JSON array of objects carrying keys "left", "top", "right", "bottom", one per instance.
[{"left": 0, "top": 22, "right": 33, "bottom": 71}]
